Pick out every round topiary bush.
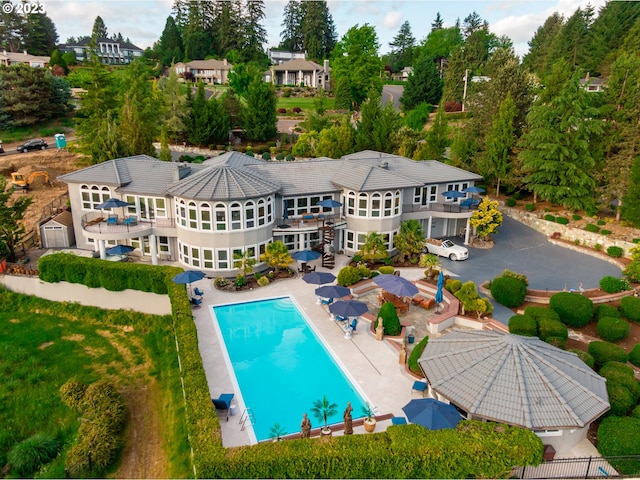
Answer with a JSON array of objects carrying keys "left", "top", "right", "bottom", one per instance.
[
  {"left": 544, "top": 214, "right": 555, "bottom": 222},
  {"left": 508, "top": 314, "right": 537, "bottom": 336},
  {"left": 606, "top": 381, "right": 636, "bottom": 416},
  {"left": 620, "top": 296, "right": 640, "bottom": 322},
  {"left": 378, "top": 266, "right": 395, "bottom": 275},
  {"left": 599, "top": 276, "right": 629, "bottom": 293},
  {"left": 595, "top": 304, "right": 621, "bottom": 320},
  {"left": 336, "top": 266, "right": 361, "bottom": 287},
  {"left": 598, "top": 417, "right": 640, "bottom": 470},
  {"left": 588, "top": 340, "right": 629, "bottom": 367},
  {"left": 538, "top": 317, "right": 568, "bottom": 343},
  {"left": 633, "top": 405, "right": 640, "bottom": 419},
  {"left": 445, "top": 279, "right": 462, "bottom": 293},
  {"left": 506, "top": 198, "right": 517, "bottom": 207},
  {"left": 585, "top": 223, "right": 600, "bottom": 233},
  {"left": 376, "top": 301, "right": 402, "bottom": 336},
  {"left": 569, "top": 348, "right": 595, "bottom": 368},
  {"left": 607, "top": 246, "right": 624, "bottom": 258},
  {"left": 261, "top": 152, "right": 272, "bottom": 160},
  {"left": 523, "top": 306, "right": 560, "bottom": 323},
  {"left": 597, "top": 316, "right": 630, "bottom": 343},
  {"left": 599, "top": 362, "right": 640, "bottom": 404},
  {"left": 556, "top": 216, "right": 569, "bottom": 225},
  {"left": 7, "top": 433, "right": 61, "bottom": 477},
  {"left": 549, "top": 292, "right": 594, "bottom": 327},
  {"left": 490, "top": 276, "right": 527, "bottom": 308},
  {"left": 629, "top": 343, "right": 640, "bottom": 367}
]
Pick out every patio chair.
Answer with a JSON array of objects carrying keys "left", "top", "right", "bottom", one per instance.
[
  {"left": 391, "top": 416, "right": 407, "bottom": 425},
  {"left": 212, "top": 393, "right": 235, "bottom": 421},
  {"left": 190, "top": 297, "right": 202, "bottom": 307},
  {"left": 194, "top": 287, "right": 204, "bottom": 297},
  {"left": 320, "top": 297, "right": 333, "bottom": 305},
  {"left": 412, "top": 380, "right": 427, "bottom": 396},
  {"left": 124, "top": 216, "right": 138, "bottom": 226},
  {"left": 107, "top": 215, "right": 118, "bottom": 225},
  {"left": 350, "top": 318, "right": 357, "bottom": 332},
  {"left": 460, "top": 198, "right": 473, "bottom": 209}
]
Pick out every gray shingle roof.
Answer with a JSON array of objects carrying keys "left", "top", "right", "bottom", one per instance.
[
  {"left": 331, "top": 162, "right": 422, "bottom": 191},
  {"left": 251, "top": 158, "right": 345, "bottom": 196},
  {"left": 418, "top": 330, "right": 609, "bottom": 429},
  {"left": 269, "top": 58, "right": 324, "bottom": 72}
]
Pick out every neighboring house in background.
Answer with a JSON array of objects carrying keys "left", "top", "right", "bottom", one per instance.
[
  {"left": 57, "top": 38, "right": 143, "bottom": 64},
  {"left": 580, "top": 73, "right": 606, "bottom": 92},
  {"left": 263, "top": 58, "right": 330, "bottom": 88},
  {"left": 58, "top": 150, "right": 481, "bottom": 274},
  {"left": 174, "top": 59, "right": 233, "bottom": 84},
  {"left": 392, "top": 66, "right": 413, "bottom": 81},
  {"left": 268, "top": 49, "right": 306, "bottom": 65},
  {"left": 0, "top": 50, "right": 49, "bottom": 67}
]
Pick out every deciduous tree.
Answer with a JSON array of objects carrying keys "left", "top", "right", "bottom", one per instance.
[
  {"left": 0, "top": 177, "right": 33, "bottom": 262},
  {"left": 470, "top": 197, "right": 503, "bottom": 239}
]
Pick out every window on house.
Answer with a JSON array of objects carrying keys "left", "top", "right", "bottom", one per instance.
[
  {"left": 347, "top": 192, "right": 355, "bottom": 216},
  {"left": 188, "top": 202, "right": 198, "bottom": 229},
  {"left": 358, "top": 193, "right": 368, "bottom": 216},
  {"left": 217, "top": 250, "right": 228, "bottom": 269},
  {"left": 215, "top": 203, "right": 226, "bottom": 231},
  {"left": 245, "top": 201, "right": 255, "bottom": 229},
  {"left": 203, "top": 249, "right": 214, "bottom": 269},
  {"left": 230, "top": 203, "right": 241, "bottom": 230},
  {"left": 201, "top": 203, "right": 212, "bottom": 230}
]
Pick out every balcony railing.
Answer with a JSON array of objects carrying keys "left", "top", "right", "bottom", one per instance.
[
  {"left": 402, "top": 203, "right": 478, "bottom": 214},
  {"left": 81, "top": 212, "right": 175, "bottom": 234}
]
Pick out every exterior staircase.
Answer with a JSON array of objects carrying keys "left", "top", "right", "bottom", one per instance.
[{"left": 320, "top": 222, "right": 336, "bottom": 269}]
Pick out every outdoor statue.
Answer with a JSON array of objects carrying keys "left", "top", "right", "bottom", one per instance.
[
  {"left": 300, "top": 412, "right": 312, "bottom": 438},
  {"left": 343, "top": 402, "right": 353, "bottom": 435},
  {"left": 399, "top": 346, "right": 407, "bottom": 365},
  {"left": 375, "top": 318, "right": 384, "bottom": 341}
]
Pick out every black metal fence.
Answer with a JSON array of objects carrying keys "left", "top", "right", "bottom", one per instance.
[{"left": 513, "top": 455, "right": 640, "bottom": 479}]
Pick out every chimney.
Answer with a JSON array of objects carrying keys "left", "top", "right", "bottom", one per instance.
[
  {"left": 223, "top": 58, "right": 227, "bottom": 66},
  {"left": 23, "top": 50, "right": 27, "bottom": 55},
  {"left": 174, "top": 163, "right": 191, "bottom": 181}
]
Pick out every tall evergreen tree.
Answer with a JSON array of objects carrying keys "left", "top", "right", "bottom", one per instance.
[
  {"left": 158, "top": 66, "right": 188, "bottom": 142},
  {"left": 522, "top": 12, "right": 564, "bottom": 77},
  {"left": 279, "top": 0, "right": 304, "bottom": 51},
  {"left": 331, "top": 24, "right": 383, "bottom": 110},
  {"left": 242, "top": 77, "right": 277, "bottom": 141},
  {"left": 422, "top": 102, "right": 449, "bottom": 160},
  {"left": 22, "top": 10, "right": 57, "bottom": 55},
  {"left": 158, "top": 16, "right": 184, "bottom": 66},
  {"left": 241, "top": 0, "right": 268, "bottom": 63},
  {"left": 301, "top": 0, "right": 336, "bottom": 60},
  {"left": 400, "top": 52, "right": 442, "bottom": 111},
  {"left": 431, "top": 12, "right": 444, "bottom": 32},
  {"left": 548, "top": 7, "right": 595, "bottom": 73},
  {"left": 0, "top": 177, "right": 33, "bottom": 262},
  {"left": 91, "top": 16, "right": 108, "bottom": 40},
  {"left": 589, "top": 1, "right": 640, "bottom": 74},
  {"left": 480, "top": 93, "right": 516, "bottom": 197},
  {"left": 0, "top": 1, "right": 25, "bottom": 52},
  {"left": 388, "top": 21, "right": 415, "bottom": 72},
  {"left": 519, "top": 69, "right": 604, "bottom": 210},
  {"left": 355, "top": 90, "right": 400, "bottom": 153},
  {"left": 187, "top": 81, "right": 212, "bottom": 146},
  {"left": 208, "top": 95, "right": 231, "bottom": 143}
]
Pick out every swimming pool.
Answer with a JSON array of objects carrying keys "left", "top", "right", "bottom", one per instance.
[{"left": 212, "top": 297, "right": 368, "bottom": 442}]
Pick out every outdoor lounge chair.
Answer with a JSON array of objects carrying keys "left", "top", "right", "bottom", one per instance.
[
  {"left": 107, "top": 215, "right": 118, "bottom": 225},
  {"left": 212, "top": 393, "right": 235, "bottom": 421},
  {"left": 124, "top": 216, "right": 138, "bottom": 226},
  {"left": 320, "top": 297, "right": 333, "bottom": 305},
  {"left": 194, "top": 287, "right": 204, "bottom": 297},
  {"left": 412, "top": 380, "right": 427, "bottom": 396},
  {"left": 190, "top": 297, "right": 202, "bottom": 307},
  {"left": 391, "top": 416, "right": 407, "bottom": 425},
  {"left": 460, "top": 198, "right": 473, "bottom": 209}
]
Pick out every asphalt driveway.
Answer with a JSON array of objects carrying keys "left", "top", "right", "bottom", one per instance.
[{"left": 437, "top": 216, "right": 623, "bottom": 324}]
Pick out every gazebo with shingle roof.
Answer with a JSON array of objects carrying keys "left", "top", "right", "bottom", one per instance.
[{"left": 418, "top": 329, "right": 610, "bottom": 453}]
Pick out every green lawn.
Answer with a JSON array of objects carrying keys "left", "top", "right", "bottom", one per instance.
[
  {"left": 277, "top": 96, "right": 334, "bottom": 113},
  {"left": 1, "top": 118, "right": 74, "bottom": 143}
]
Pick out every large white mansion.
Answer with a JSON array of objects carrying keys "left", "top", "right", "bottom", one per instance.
[{"left": 59, "top": 150, "right": 482, "bottom": 275}]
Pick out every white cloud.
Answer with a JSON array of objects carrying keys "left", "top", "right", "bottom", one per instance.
[{"left": 383, "top": 10, "right": 403, "bottom": 30}]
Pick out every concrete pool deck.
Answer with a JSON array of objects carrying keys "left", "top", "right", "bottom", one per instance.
[{"left": 189, "top": 255, "right": 600, "bottom": 459}]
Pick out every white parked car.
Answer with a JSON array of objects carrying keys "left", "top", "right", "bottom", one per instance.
[{"left": 423, "top": 238, "right": 469, "bottom": 261}]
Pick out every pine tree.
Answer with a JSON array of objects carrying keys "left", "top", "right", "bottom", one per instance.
[
  {"left": 355, "top": 90, "right": 400, "bottom": 153},
  {"left": 159, "top": 126, "right": 172, "bottom": 161},
  {"left": 187, "top": 81, "right": 212, "bottom": 146},
  {"left": 91, "top": 16, "right": 108, "bottom": 40},
  {"left": 158, "top": 16, "right": 184, "bottom": 66},
  {"left": 519, "top": 69, "right": 604, "bottom": 210},
  {"left": 241, "top": 0, "right": 267, "bottom": 63},
  {"left": 480, "top": 93, "right": 516, "bottom": 197},
  {"left": 388, "top": 21, "right": 415, "bottom": 72},
  {"left": 279, "top": 0, "right": 304, "bottom": 51},
  {"left": 22, "top": 11, "right": 58, "bottom": 56},
  {"left": 400, "top": 52, "right": 442, "bottom": 111},
  {"left": 522, "top": 12, "right": 564, "bottom": 78},
  {"left": 423, "top": 102, "right": 449, "bottom": 160},
  {"left": 242, "top": 78, "right": 277, "bottom": 141},
  {"left": 158, "top": 66, "right": 187, "bottom": 142},
  {"left": 302, "top": 0, "right": 336, "bottom": 60},
  {"left": 208, "top": 95, "right": 231, "bottom": 143},
  {"left": 431, "top": 12, "right": 444, "bottom": 32}
]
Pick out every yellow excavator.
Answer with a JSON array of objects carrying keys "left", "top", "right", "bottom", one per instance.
[{"left": 11, "top": 171, "right": 51, "bottom": 191}]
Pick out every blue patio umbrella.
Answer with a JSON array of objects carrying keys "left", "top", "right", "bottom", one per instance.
[
  {"left": 435, "top": 271, "right": 445, "bottom": 305},
  {"left": 461, "top": 186, "right": 485, "bottom": 194},
  {"left": 374, "top": 274, "right": 419, "bottom": 298},
  {"left": 329, "top": 299, "right": 368, "bottom": 318},
  {"left": 402, "top": 398, "right": 463, "bottom": 430},
  {"left": 172, "top": 269, "right": 206, "bottom": 296},
  {"left": 292, "top": 250, "right": 322, "bottom": 262},
  {"left": 315, "top": 285, "right": 350, "bottom": 299},
  {"left": 106, "top": 244, "right": 135, "bottom": 256},
  {"left": 441, "top": 190, "right": 466, "bottom": 199},
  {"left": 96, "top": 197, "right": 131, "bottom": 209},
  {"left": 317, "top": 199, "right": 343, "bottom": 208},
  {"left": 303, "top": 271, "right": 336, "bottom": 285}
]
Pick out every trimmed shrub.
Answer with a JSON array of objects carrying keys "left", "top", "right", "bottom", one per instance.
[
  {"left": 336, "top": 266, "right": 361, "bottom": 287},
  {"left": 601, "top": 229, "right": 612, "bottom": 235},
  {"left": 549, "top": 292, "right": 594, "bottom": 327},
  {"left": 606, "top": 381, "right": 636, "bottom": 416},
  {"left": 285, "top": 154, "right": 295, "bottom": 161},
  {"left": 376, "top": 301, "right": 402, "bottom": 336},
  {"left": 506, "top": 198, "right": 517, "bottom": 207},
  {"left": 544, "top": 214, "right": 555, "bottom": 222},
  {"left": 597, "top": 316, "right": 630, "bottom": 343},
  {"left": 597, "top": 219, "right": 606, "bottom": 226},
  {"left": 508, "top": 315, "right": 537, "bottom": 336},
  {"left": 261, "top": 152, "right": 272, "bottom": 160},
  {"left": 292, "top": 107, "right": 302, "bottom": 114},
  {"left": 620, "top": 296, "right": 640, "bottom": 322},
  {"left": 60, "top": 377, "right": 88, "bottom": 409},
  {"left": 585, "top": 223, "right": 600, "bottom": 233},
  {"left": 525, "top": 203, "right": 535, "bottom": 212},
  {"left": 545, "top": 336, "right": 567, "bottom": 349},
  {"left": 600, "top": 276, "right": 628, "bottom": 293},
  {"left": 490, "top": 276, "right": 527, "bottom": 308},
  {"left": 445, "top": 279, "right": 462, "bottom": 293},
  {"left": 378, "top": 266, "right": 395, "bottom": 275},
  {"left": 275, "top": 153, "right": 285, "bottom": 160},
  {"left": 595, "top": 304, "right": 620, "bottom": 320},
  {"left": 257, "top": 276, "right": 269, "bottom": 287},
  {"left": 595, "top": 243, "right": 603, "bottom": 251},
  {"left": 277, "top": 108, "right": 287, "bottom": 114},
  {"left": 599, "top": 362, "right": 640, "bottom": 403},
  {"left": 502, "top": 269, "right": 528, "bottom": 286},
  {"left": 523, "top": 306, "right": 560, "bottom": 323},
  {"left": 7, "top": 433, "right": 61, "bottom": 477},
  {"left": 629, "top": 343, "right": 640, "bottom": 367},
  {"left": 607, "top": 246, "right": 624, "bottom": 258},
  {"left": 633, "top": 405, "right": 640, "bottom": 419},
  {"left": 556, "top": 216, "right": 569, "bottom": 225},
  {"left": 588, "top": 340, "right": 629, "bottom": 367},
  {"left": 538, "top": 317, "right": 568, "bottom": 344},
  {"left": 598, "top": 417, "right": 640, "bottom": 473},
  {"left": 408, "top": 335, "right": 428, "bottom": 376},
  {"left": 569, "top": 349, "right": 595, "bottom": 368},
  {"left": 572, "top": 214, "right": 582, "bottom": 221}
]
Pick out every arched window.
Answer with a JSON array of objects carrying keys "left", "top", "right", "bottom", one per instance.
[
  {"left": 230, "top": 203, "right": 241, "bottom": 230},
  {"left": 384, "top": 192, "right": 393, "bottom": 217},
  {"left": 178, "top": 200, "right": 187, "bottom": 226},
  {"left": 245, "top": 201, "right": 255, "bottom": 229},
  {"left": 371, "top": 193, "right": 381, "bottom": 217},
  {"left": 215, "top": 203, "right": 227, "bottom": 231},
  {"left": 81, "top": 185, "right": 111, "bottom": 210},
  {"left": 266, "top": 197, "right": 273, "bottom": 223},
  {"left": 257, "top": 199, "right": 266, "bottom": 226},
  {"left": 200, "top": 203, "right": 212, "bottom": 231},
  {"left": 358, "top": 193, "right": 368, "bottom": 217},
  {"left": 394, "top": 190, "right": 400, "bottom": 215},
  {"left": 188, "top": 202, "right": 198, "bottom": 229},
  {"left": 347, "top": 192, "right": 355, "bottom": 216}
]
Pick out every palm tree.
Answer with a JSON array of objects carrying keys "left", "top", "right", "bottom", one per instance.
[
  {"left": 359, "top": 232, "right": 388, "bottom": 264},
  {"left": 260, "top": 240, "right": 292, "bottom": 273},
  {"left": 310, "top": 394, "right": 338, "bottom": 431},
  {"left": 233, "top": 250, "right": 257, "bottom": 277},
  {"left": 394, "top": 220, "right": 425, "bottom": 262}
]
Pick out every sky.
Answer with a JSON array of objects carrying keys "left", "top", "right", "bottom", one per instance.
[{"left": 42, "top": 0, "right": 608, "bottom": 58}]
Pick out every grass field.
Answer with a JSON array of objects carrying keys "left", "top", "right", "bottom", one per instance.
[
  {"left": 276, "top": 96, "right": 334, "bottom": 112},
  {"left": 0, "top": 291, "right": 187, "bottom": 478},
  {"left": 1, "top": 118, "right": 74, "bottom": 143}
]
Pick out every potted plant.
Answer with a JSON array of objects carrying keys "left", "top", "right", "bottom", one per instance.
[
  {"left": 310, "top": 394, "right": 338, "bottom": 437},
  {"left": 269, "top": 422, "right": 286, "bottom": 442},
  {"left": 362, "top": 403, "right": 377, "bottom": 432}
]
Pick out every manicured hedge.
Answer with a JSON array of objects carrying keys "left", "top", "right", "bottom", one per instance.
[
  {"left": 337, "top": 266, "right": 361, "bottom": 286},
  {"left": 508, "top": 315, "right": 537, "bottom": 336},
  {"left": 607, "top": 246, "right": 624, "bottom": 258},
  {"left": 620, "top": 296, "right": 640, "bottom": 322},
  {"left": 538, "top": 317, "right": 568, "bottom": 346},
  {"left": 599, "top": 362, "right": 640, "bottom": 404},
  {"left": 599, "top": 276, "right": 628, "bottom": 293},
  {"left": 630, "top": 343, "right": 640, "bottom": 367},
  {"left": 595, "top": 304, "right": 620, "bottom": 320},
  {"left": 598, "top": 417, "right": 640, "bottom": 474},
  {"left": 568, "top": 349, "right": 595, "bottom": 368},
  {"left": 549, "top": 292, "right": 594, "bottom": 327},
  {"left": 585, "top": 223, "right": 600, "bottom": 233},
  {"left": 491, "top": 276, "right": 527, "bottom": 308},
  {"left": 597, "top": 316, "right": 630, "bottom": 343},
  {"left": 408, "top": 336, "right": 429, "bottom": 376},
  {"left": 378, "top": 266, "right": 395, "bottom": 275},
  {"left": 556, "top": 216, "right": 569, "bottom": 225},
  {"left": 544, "top": 214, "right": 555, "bottom": 222},
  {"left": 606, "top": 382, "right": 636, "bottom": 417},
  {"left": 523, "top": 306, "right": 560, "bottom": 323},
  {"left": 208, "top": 422, "right": 543, "bottom": 478},
  {"left": 588, "top": 341, "right": 629, "bottom": 367}
]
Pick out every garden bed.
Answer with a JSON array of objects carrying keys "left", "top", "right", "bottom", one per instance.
[{"left": 213, "top": 268, "right": 295, "bottom": 292}]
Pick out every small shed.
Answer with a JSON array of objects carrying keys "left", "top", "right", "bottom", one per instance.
[{"left": 39, "top": 210, "right": 75, "bottom": 248}]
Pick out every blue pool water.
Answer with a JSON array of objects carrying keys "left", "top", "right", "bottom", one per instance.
[{"left": 213, "top": 297, "right": 368, "bottom": 442}]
